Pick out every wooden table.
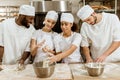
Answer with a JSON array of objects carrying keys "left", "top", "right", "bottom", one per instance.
[
  {"left": 0, "top": 63, "right": 120, "bottom": 80},
  {"left": 69, "top": 63, "right": 120, "bottom": 80},
  {"left": 0, "top": 63, "right": 72, "bottom": 80}
]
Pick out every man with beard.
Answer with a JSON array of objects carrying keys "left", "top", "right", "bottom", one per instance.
[
  {"left": 0, "top": 5, "right": 35, "bottom": 65},
  {"left": 77, "top": 5, "right": 120, "bottom": 63}
]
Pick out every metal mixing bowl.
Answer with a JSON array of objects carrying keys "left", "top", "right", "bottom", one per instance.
[
  {"left": 85, "top": 63, "right": 105, "bottom": 77},
  {"left": 33, "top": 61, "right": 55, "bottom": 78}
]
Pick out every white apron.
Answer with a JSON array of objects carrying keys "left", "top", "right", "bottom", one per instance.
[
  {"left": 54, "top": 32, "right": 82, "bottom": 63},
  {"left": 32, "top": 30, "right": 57, "bottom": 62}
]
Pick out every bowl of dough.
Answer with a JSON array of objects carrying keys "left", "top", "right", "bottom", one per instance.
[
  {"left": 33, "top": 60, "right": 55, "bottom": 78},
  {"left": 85, "top": 62, "right": 105, "bottom": 77}
]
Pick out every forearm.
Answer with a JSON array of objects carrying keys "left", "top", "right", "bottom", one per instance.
[
  {"left": 60, "top": 45, "right": 77, "bottom": 59},
  {"left": 50, "top": 45, "right": 78, "bottom": 62},
  {"left": 19, "top": 52, "right": 30, "bottom": 64},
  {"left": 0, "top": 46, "right": 4, "bottom": 62},
  {"left": 30, "top": 39, "right": 45, "bottom": 56},
  {"left": 31, "top": 46, "right": 38, "bottom": 56},
  {"left": 49, "top": 50, "right": 55, "bottom": 54},
  {"left": 103, "top": 41, "right": 120, "bottom": 56},
  {"left": 21, "top": 52, "right": 30, "bottom": 61},
  {"left": 82, "top": 46, "right": 91, "bottom": 59}
]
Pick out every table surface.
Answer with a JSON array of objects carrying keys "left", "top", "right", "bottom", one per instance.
[
  {"left": 0, "top": 63, "right": 120, "bottom": 80},
  {"left": 69, "top": 63, "right": 120, "bottom": 80},
  {"left": 0, "top": 63, "right": 72, "bottom": 80}
]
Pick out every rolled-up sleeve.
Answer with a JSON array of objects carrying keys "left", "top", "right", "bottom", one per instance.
[
  {"left": 31, "top": 31, "right": 37, "bottom": 40},
  {"left": 72, "top": 33, "right": 82, "bottom": 48},
  {"left": 112, "top": 15, "right": 120, "bottom": 41},
  {"left": 80, "top": 24, "right": 89, "bottom": 47},
  {"left": 24, "top": 41, "right": 30, "bottom": 52},
  {"left": 25, "top": 28, "right": 36, "bottom": 52}
]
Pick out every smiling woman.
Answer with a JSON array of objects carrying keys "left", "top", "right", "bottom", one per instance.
[
  {"left": 49, "top": 13, "right": 83, "bottom": 63},
  {"left": 30, "top": 10, "right": 59, "bottom": 63}
]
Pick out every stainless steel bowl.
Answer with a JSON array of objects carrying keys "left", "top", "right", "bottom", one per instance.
[
  {"left": 85, "top": 63, "right": 105, "bottom": 77},
  {"left": 33, "top": 61, "right": 55, "bottom": 78}
]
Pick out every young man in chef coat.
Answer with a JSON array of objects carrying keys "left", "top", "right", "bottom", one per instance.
[
  {"left": 77, "top": 5, "right": 120, "bottom": 63},
  {"left": 0, "top": 5, "right": 35, "bottom": 65}
]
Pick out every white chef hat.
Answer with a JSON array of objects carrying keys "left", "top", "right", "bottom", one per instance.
[
  {"left": 19, "top": 5, "right": 35, "bottom": 16},
  {"left": 45, "top": 10, "right": 58, "bottom": 21},
  {"left": 77, "top": 5, "right": 94, "bottom": 21},
  {"left": 61, "top": 13, "right": 74, "bottom": 23}
]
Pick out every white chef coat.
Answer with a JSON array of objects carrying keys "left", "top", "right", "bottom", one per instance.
[
  {"left": 80, "top": 12, "right": 120, "bottom": 62},
  {"left": 32, "top": 29, "right": 58, "bottom": 63},
  {"left": 0, "top": 18, "right": 35, "bottom": 64},
  {"left": 54, "top": 32, "right": 82, "bottom": 63}
]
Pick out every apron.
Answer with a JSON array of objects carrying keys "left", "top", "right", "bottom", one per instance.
[
  {"left": 34, "top": 30, "right": 55, "bottom": 62},
  {"left": 57, "top": 32, "right": 81, "bottom": 63}
]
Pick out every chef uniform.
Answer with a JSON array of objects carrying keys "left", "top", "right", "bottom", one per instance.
[
  {"left": 32, "top": 11, "right": 58, "bottom": 62},
  {"left": 54, "top": 13, "right": 83, "bottom": 63},
  {"left": 77, "top": 5, "right": 120, "bottom": 62},
  {"left": 0, "top": 5, "right": 35, "bottom": 64}
]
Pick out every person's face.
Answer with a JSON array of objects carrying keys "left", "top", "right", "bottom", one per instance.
[
  {"left": 83, "top": 13, "right": 97, "bottom": 25},
  {"left": 44, "top": 18, "right": 56, "bottom": 30},
  {"left": 21, "top": 16, "right": 34, "bottom": 28},
  {"left": 61, "top": 21, "right": 73, "bottom": 34}
]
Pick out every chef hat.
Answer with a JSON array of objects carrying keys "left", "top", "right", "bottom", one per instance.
[
  {"left": 19, "top": 5, "right": 35, "bottom": 16},
  {"left": 77, "top": 5, "right": 94, "bottom": 21},
  {"left": 61, "top": 13, "right": 74, "bottom": 23},
  {"left": 45, "top": 10, "right": 58, "bottom": 21}
]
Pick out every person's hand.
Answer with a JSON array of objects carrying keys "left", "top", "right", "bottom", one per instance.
[
  {"left": 17, "top": 63, "right": 25, "bottom": 71},
  {"left": 42, "top": 46, "right": 55, "bottom": 56},
  {"left": 86, "top": 57, "right": 93, "bottom": 63},
  {"left": 36, "top": 40, "right": 45, "bottom": 48},
  {"left": 42, "top": 46, "right": 50, "bottom": 53},
  {"left": 0, "top": 62, "right": 3, "bottom": 71},
  {"left": 95, "top": 54, "right": 107, "bottom": 62},
  {"left": 17, "top": 59, "right": 26, "bottom": 71},
  {"left": 48, "top": 54, "right": 62, "bottom": 63},
  {"left": 19, "top": 59, "right": 24, "bottom": 65}
]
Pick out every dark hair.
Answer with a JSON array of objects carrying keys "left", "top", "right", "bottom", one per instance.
[{"left": 72, "top": 22, "right": 79, "bottom": 32}]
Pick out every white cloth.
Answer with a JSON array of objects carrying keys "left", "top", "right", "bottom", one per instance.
[
  {"left": 45, "top": 11, "right": 58, "bottom": 21},
  {"left": 80, "top": 12, "right": 120, "bottom": 62},
  {"left": 61, "top": 13, "right": 74, "bottom": 23},
  {"left": 19, "top": 5, "right": 35, "bottom": 16},
  {"left": 77, "top": 5, "right": 94, "bottom": 21},
  {"left": 54, "top": 32, "right": 82, "bottom": 63},
  {"left": 0, "top": 18, "right": 35, "bottom": 64},
  {"left": 32, "top": 29, "right": 58, "bottom": 62}
]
